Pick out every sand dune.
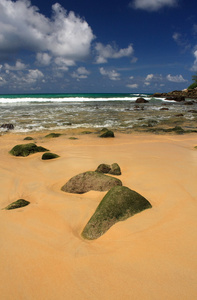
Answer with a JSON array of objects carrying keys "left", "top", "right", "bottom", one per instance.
[{"left": 1, "top": 132, "right": 197, "bottom": 299}]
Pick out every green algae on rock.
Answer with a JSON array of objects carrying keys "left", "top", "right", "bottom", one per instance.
[
  {"left": 4, "top": 199, "right": 30, "bottom": 210},
  {"left": 9, "top": 143, "right": 49, "bottom": 157},
  {"left": 98, "top": 128, "right": 115, "bottom": 138},
  {"left": 24, "top": 136, "right": 34, "bottom": 140},
  {"left": 96, "top": 163, "right": 121, "bottom": 175},
  {"left": 61, "top": 171, "right": 122, "bottom": 194},
  {"left": 42, "top": 152, "right": 60, "bottom": 160},
  {"left": 81, "top": 186, "right": 152, "bottom": 240},
  {"left": 45, "top": 133, "right": 62, "bottom": 138}
]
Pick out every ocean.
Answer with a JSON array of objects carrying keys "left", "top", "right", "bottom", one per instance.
[{"left": 0, "top": 93, "right": 196, "bottom": 133}]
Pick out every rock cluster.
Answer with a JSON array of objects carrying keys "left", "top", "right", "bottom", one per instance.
[{"left": 152, "top": 89, "right": 197, "bottom": 101}]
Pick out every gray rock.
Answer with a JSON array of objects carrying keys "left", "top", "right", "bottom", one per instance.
[{"left": 61, "top": 171, "right": 122, "bottom": 194}]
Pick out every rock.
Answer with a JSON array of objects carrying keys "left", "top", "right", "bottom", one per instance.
[
  {"left": 188, "top": 110, "right": 197, "bottom": 113},
  {"left": 24, "top": 136, "right": 34, "bottom": 140},
  {"left": 135, "top": 98, "right": 149, "bottom": 103},
  {"left": 61, "top": 171, "right": 122, "bottom": 194},
  {"left": 9, "top": 143, "right": 49, "bottom": 157},
  {"left": 165, "top": 96, "right": 185, "bottom": 102},
  {"left": 160, "top": 107, "right": 169, "bottom": 111},
  {"left": 184, "top": 101, "right": 194, "bottom": 105},
  {"left": 99, "top": 128, "right": 115, "bottom": 138},
  {"left": 175, "top": 114, "right": 184, "bottom": 117},
  {"left": 69, "top": 137, "right": 78, "bottom": 140},
  {"left": 42, "top": 152, "right": 59, "bottom": 160},
  {"left": 45, "top": 133, "right": 62, "bottom": 138},
  {"left": 96, "top": 163, "right": 121, "bottom": 175},
  {"left": 81, "top": 186, "right": 152, "bottom": 240},
  {"left": 3, "top": 199, "right": 30, "bottom": 210},
  {"left": 1, "top": 124, "right": 14, "bottom": 130}
]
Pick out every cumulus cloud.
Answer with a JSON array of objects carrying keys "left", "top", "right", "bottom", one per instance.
[
  {"left": 24, "top": 69, "right": 44, "bottom": 84},
  {"left": 166, "top": 74, "right": 187, "bottom": 82},
  {"left": 126, "top": 83, "right": 138, "bottom": 88},
  {"left": 99, "top": 67, "right": 120, "bottom": 80},
  {"left": 130, "top": 0, "right": 178, "bottom": 11},
  {"left": 95, "top": 43, "right": 134, "bottom": 64},
  {"left": 36, "top": 53, "right": 51, "bottom": 66},
  {"left": 172, "top": 32, "right": 191, "bottom": 52},
  {"left": 0, "top": 0, "right": 94, "bottom": 62},
  {"left": 191, "top": 50, "right": 197, "bottom": 71},
  {"left": 4, "top": 60, "right": 26, "bottom": 70},
  {"left": 71, "top": 67, "right": 90, "bottom": 79},
  {"left": 145, "top": 74, "right": 154, "bottom": 81}
]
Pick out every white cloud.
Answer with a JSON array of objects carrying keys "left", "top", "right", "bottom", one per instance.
[
  {"left": 72, "top": 67, "right": 90, "bottom": 79},
  {"left": 25, "top": 69, "right": 44, "bottom": 84},
  {"left": 166, "top": 74, "right": 187, "bottom": 83},
  {"left": 36, "top": 53, "right": 51, "bottom": 66},
  {"left": 0, "top": 0, "right": 95, "bottom": 63},
  {"left": 126, "top": 83, "right": 138, "bottom": 88},
  {"left": 95, "top": 43, "right": 134, "bottom": 64},
  {"left": 99, "top": 67, "right": 120, "bottom": 80},
  {"left": 4, "top": 60, "right": 26, "bottom": 70},
  {"left": 191, "top": 50, "right": 197, "bottom": 71},
  {"left": 130, "top": 0, "right": 178, "bottom": 11},
  {"left": 145, "top": 74, "right": 154, "bottom": 81}
]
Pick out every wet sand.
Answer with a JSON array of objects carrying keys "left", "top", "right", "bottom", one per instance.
[{"left": 0, "top": 131, "right": 197, "bottom": 299}]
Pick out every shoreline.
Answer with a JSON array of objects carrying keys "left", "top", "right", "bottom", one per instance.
[{"left": 1, "top": 132, "right": 197, "bottom": 299}]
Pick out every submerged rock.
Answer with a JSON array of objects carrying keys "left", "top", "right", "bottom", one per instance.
[
  {"left": 61, "top": 171, "right": 122, "bottom": 194},
  {"left": 1, "top": 124, "right": 14, "bottom": 130},
  {"left": 81, "top": 186, "right": 152, "bottom": 240},
  {"left": 9, "top": 143, "right": 49, "bottom": 157},
  {"left": 4, "top": 199, "right": 30, "bottom": 210},
  {"left": 96, "top": 163, "right": 121, "bottom": 175},
  {"left": 135, "top": 98, "right": 149, "bottom": 103},
  {"left": 42, "top": 152, "right": 59, "bottom": 160}
]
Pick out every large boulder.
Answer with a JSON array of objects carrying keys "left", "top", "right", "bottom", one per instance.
[
  {"left": 3, "top": 199, "right": 30, "bottom": 210},
  {"left": 136, "top": 98, "right": 149, "bottom": 103},
  {"left": 81, "top": 186, "right": 152, "bottom": 240},
  {"left": 61, "top": 171, "right": 122, "bottom": 194},
  {"left": 96, "top": 163, "right": 121, "bottom": 175},
  {"left": 9, "top": 143, "right": 49, "bottom": 157}
]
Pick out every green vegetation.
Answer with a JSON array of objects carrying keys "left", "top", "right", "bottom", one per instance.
[
  {"left": 9, "top": 143, "right": 49, "bottom": 157},
  {"left": 42, "top": 152, "right": 60, "bottom": 160},
  {"left": 4, "top": 199, "right": 30, "bottom": 210},
  {"left": 81, "top": 186, "right": 152, "bottom": 240},
  {"left": 188, "top": 73, "right": 197, "bottom": 89}
]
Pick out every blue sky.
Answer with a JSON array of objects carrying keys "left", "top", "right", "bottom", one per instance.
[{"left": 0, "top": 0, "right": 197, "bottom": 93}]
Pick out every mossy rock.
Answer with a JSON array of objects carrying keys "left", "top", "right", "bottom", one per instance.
[
  {"left": 24, "top": 136, "right": 34, "bottom": 140},
  {"left": 194, "top": 146, "right": 197, "bottom": 149},
  {"left": 96, "top": 163, "right": 121, "bottom": 175},
  {"left": 42, "top": 152, "right": 60, "bottom": 160},
  {"left": 9, "top": 143, "right": 49, "bottom": 157},
  {"left": 80, "top": 131, "right": 92, "bottom": 134},
  {"left": 69, "top": 137, "right": 78, "bottom": 140},
  {"left": 45, "top": 133, "right": 62, "bottom": 138},
  {"left": 61, "top": 171, "right": 122, "bottom": 194},
  {"left": 4, "top": 199, "right": 30, "bottom": 210},
  {"left": 99, "top": 129, "right": 115, "bottom": 138},
  {"left": 81, "top": 186, "right": 152, "bottom": 240}
]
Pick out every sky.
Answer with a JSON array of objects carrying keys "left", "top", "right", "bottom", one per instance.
[{"left": 0, "top": 0, "right": 197, "bottom": 94}]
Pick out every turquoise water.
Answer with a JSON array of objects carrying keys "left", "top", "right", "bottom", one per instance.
[{"left": 0, "top": 93, "right": 196, "bottom": 133}]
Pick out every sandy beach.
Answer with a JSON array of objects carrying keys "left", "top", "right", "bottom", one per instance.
[{"left": 1, "top": 131, "right": 197, "bottom": 300}]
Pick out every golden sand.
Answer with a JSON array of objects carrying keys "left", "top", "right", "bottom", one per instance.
[{"left": 0, "top": 132, "right": 197, "bottom": 299}]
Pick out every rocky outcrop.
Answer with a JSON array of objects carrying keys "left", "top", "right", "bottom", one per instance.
[
  {"left": 152, "top": 89, "right": 197, "bottom": 100},
  {"left": 61, "top": 171, "right": 122, "bottom": 194},
  {"left": 96, "top": 163, "right": 121, "bottom": 175},
  {"left": 81, "top": 186, "right": 152, "bottom": 240},
  {"left": 3, "top": 199, "right": 30, "bottom": 210},
  {"left": 9, "top": 143, "right": 49, "bottom": 157}
]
